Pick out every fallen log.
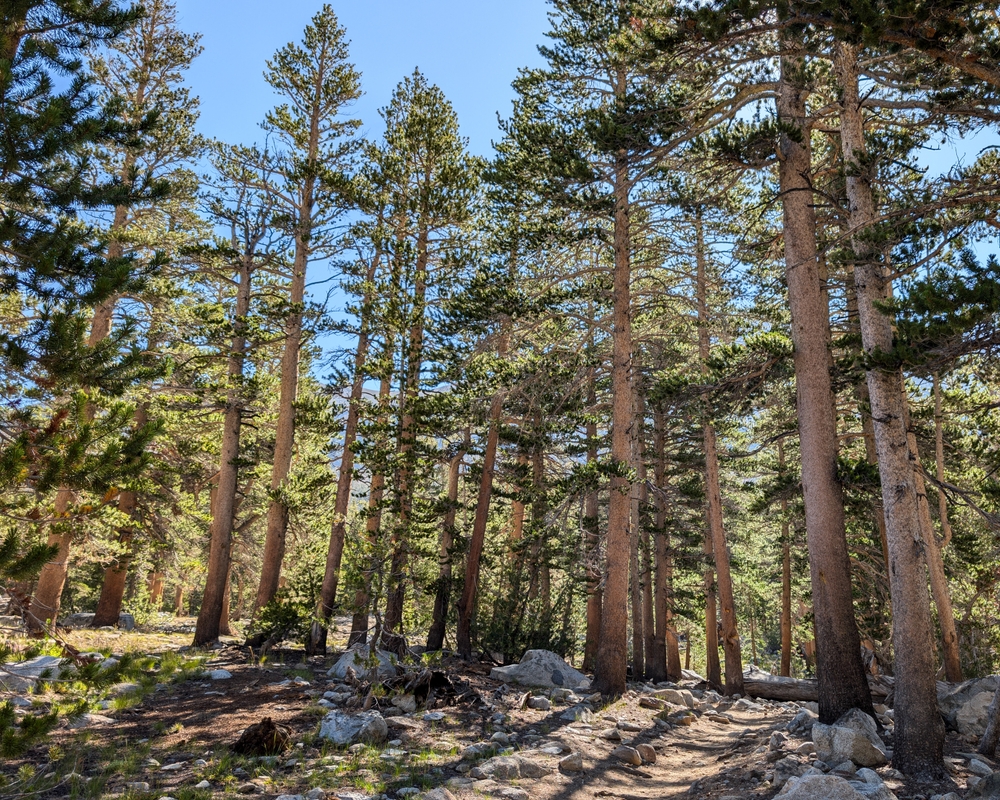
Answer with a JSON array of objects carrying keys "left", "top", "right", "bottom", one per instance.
[{"left": 742, "top": 674, "right": 893, "bottom": 703}]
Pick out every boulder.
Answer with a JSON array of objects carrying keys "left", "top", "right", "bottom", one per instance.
[
  {"left": 956, "top": 692, "right": 995, "bottom": 737},
  {"left": 611, "top": 746, "right": 642, "bottom": 766},
  {"left": 61, "top": 612, "right": 135, "bottom": 630},
  {"left": 327, "top": 645, "right": 399, "bottom": 682},
  {"left": 653, "top": 688, "right": 695, "bottom": 708},
  {"left": 0, "top": 655, "right": 72, "bottom": 691},
  {"left": 777, "top": 775, "right": 888, "bottom": 800},
  {"left": 559, "top": 752, "right": 584, "bottom": 772},
  {"left": 772, "top": 756, "right": 808, "bottom": 789},
  {"left": 968, "top": 772, "right": 1000, "bottom": 800},
  {"left": 490, "top": 650, "right": 590, "bottom": 690},
  {"left": 318, "top": 710, "right": 388, "bottom": 746},
  {"left": 939, "top": 677, "right": 1000, "bottom": 732},
  {"left": 813, "top": 709, "right": 888, "bottom": 768}
]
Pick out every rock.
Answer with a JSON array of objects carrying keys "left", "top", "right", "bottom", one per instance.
[
  {"left": 770, "top": 731, "right": 788, "bottom": 751},
  {"left": 653, "top": 688, "right": 695, "bottom": 708},
  {"left": 639, "top": 696, "right": 666, "bottom": 710},
  {"left": 318, "top": 710, "right": 388, "bottom": 746},
  {"left": 61, "top": 611, "right": 134, "bottom": 630},
  {"left": 932, "top": 795, "right": 961, "bottom": 800},
  {"left": 110, "top": 681, "right": 143, "bottom": 696},
  {"left": 391, "top": 693, "right": 417, "bottom": 713},
  {"left": 971, "top": 759, "right": 995, "bottom": 777},
  {"left": 772, "top": 756, "right": 808, "bottom": 789},
  {"left": 777, "top": 774, "right": 873, "bottom": 799},
  {"left": 422, "top": 790, "right": 457, "bottom": 800},
  {"left": 786, "top": 708, "right": 818, "bottom": 735},
  {"left": 66, "top": 713, "right": 114, "bottom": 729},
  {"left": 559, "top": 752, "right": 584, "bottom": 772},
  {"left": 636, "top": 743, "right": 656, "bottom": 764},
  {"left": 126, "top": 782, "right": 151, "bottom": 792},
  {"left": 527, "top": 696, "right": 551, "bottom": 711},
  {"left": 0, "top": 655, "right": 71, "bottom": 691},
  {"left": 598, "top": 727, "right": 622, "bottom": 741},
  {"left": 957, "top": 692, "right": 996, "bottom": 738},
  {"left": 968, "top": 772, "right": 1000, "bottom": 799},
  {"left": 327, "top": 644, "right": 399, "bottom": 682},
  {"left": 489, "top": 650, "right": 590, "bottom": 690},
  {"left": 559, "top": 704, "right": 593, "bottom": 723},
  {"left": 812, "top": 710, "right": 887, "bottom": 768},
  {"left": 611, "top": 746, "right": 642, "bottom": 766},
  {"left": 939, "top": 677, "right": 1000, "bottom": 732},
  {"left": 469, "top": 755, "right": 552, "bottom": 780},
  {"left": 209, "top": 669, "right": 232, "bottom": 680},
  {"left": 795, "top": 741, "right": 816, "bottom": 755},
  {"left": 274, "top": 795, "right": 305, "bottom": 800},
  {"left": 238, "top": 782, "right": 262, "bottom": 794},
  {"left": 194, "top": 781, "right": 211, "bottom": 789},
  {"left": 423, "top": 711, "right": 445, "bottom": 722},
  {"left": 304, "top": 790, "right": 327, "bottom": 800},
  {"left": 497, "top": 790, "right": 529, "bottom": 800}
]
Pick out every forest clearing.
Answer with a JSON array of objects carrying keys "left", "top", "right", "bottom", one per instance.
[{"left": 5, "top": 0, "right": 1000, "bottom": 797}]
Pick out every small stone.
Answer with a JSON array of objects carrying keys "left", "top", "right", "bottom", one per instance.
[
  {"left": 969, "top": 758, "right": 994, "bottom": 777},
  {"left": 396, "top": 790, "right": 420, "bottom": 798},
  {"left": 497, "top": 790, "right": 529, "bottom": 800},
  {"left": 559, "top": 752, "right": 584, "bottom": 772},
  {"left": 391, "top": 693, "right": 417, "bottom": 714},
  {"left": 193, "top": 758, "right": 208, "bottom": 767},
  {"left": 126, "top": 782, "right": 150, "bottom": 792},
  {"left": 209, "top": 669, "right": 232, "bottom": 680},
  {"left": 491, "top": 731, "right": 510, "bottom": 744},
  {"left": 238, "top": 783, "right": 262, "bottom": 795},
  {"left": 796, "top": 741, "right": 817, "bottom": 755},
  {"left": 304, "top": 790, "right": 327, "bottom": 800},
  {"left": 160, "top": 761, "right": 186, "bottom": 771},
  {"left": 636, "top": 743, "right": 656, "bottom": 764},
  {"left": 194, "top": 780, "right": 211, "bottom": 789},
  {"left": 423, "top": 790, "right": 458, "bottom": 800},
  {"left": 599, "top": 728, "right": 622, "bottom": 741},
  {"left": 527, "top": 696, "right": 551, "bottom": 711},
  {"left": 611, "top": 745, "right": 642, "bottom": 766},
  {"left": 617, "top": 720, "right": 642, "bottom": 732},
  {"left": 423, "top": 711, "right": 445, "bottom": 722}
]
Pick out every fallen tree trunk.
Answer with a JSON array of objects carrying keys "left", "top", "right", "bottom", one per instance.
[{"left": 743, "top": 674, "right": 893, "bottom": 703}]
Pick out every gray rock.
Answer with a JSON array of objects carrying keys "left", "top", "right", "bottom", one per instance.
[
  {"left": 777, "top": 774, "right": 879, "bottom": 800},
  {"left": 274, "top": 795, "right": 305, "bottom": 800},
  {"left": 421, "top": 790, "right": 457, "bottom": 800},
  {"left": 611, "top": 746, "right": 642, "bottom": 766},
  {"left": 61, "top": 611, "right": 134, "bottom": 630},
  {"left": 391, "top": 693, "right": 417, "bottom": 713},
  {"left": 66, "top": 713, "right": 114, "bottom": 729},
  {"left": 653, "top": 688, "right": 695, "bottom": 708},
  {"left": 303, "top": 789, "right": 326, "bottom": 800},
  {"left": 957, "top": 692, "right": 996, "bottom": 738},
  {"left": 496, "top": 790, "right": 529, "bottom": 800},
  {"left": 787, "top": 708, "right": 818, "bottom": 735},
  {"left": 813, "top": 710, "right": 887, "bottom": 768},
  {"left": 527, "top": 696, "right": 551, "bottom": 711},
  {"left": 969, "top": 772, "right": 1000, "bottom": 799},
  {"left": 469, "top": 755, "right": 552, "bottom": 780},
  {"left": 489, "top": 650, "right": 590, "bottom": 690},
  {"left": 194, "top": 781, "right": 211, "bottom": 789},
  {"left": 126, "top": 782, "right": 151, "bottom": 792},
  {"left": 598, "top": 727, "right": 621, "bottom": 741},
  {"left": 109, "top": 682, "right": 142, "bottom": 697},
  {"left": 0, "top": 655, "right": 71, "bottom": 691},
  {"left": 318, "top": 710, "right": 388, "bottom": 746},
  {"left": 971, "top": 759, "right": 996, "bottom": 777},
  {"left": 559, "top": 704, "right": 593, "bottom": 723},
  {"left": 939, "top": 677, "right": 1000, "bottom": 732},
  {"left": 636, "top": 743, "right": 656, "bottom": 764},
  {"left": 327, "top": 645, "right": 399, "bottom": 682},
  {"left": 559, "top": 752, "right": 584, "bottom": 772},
  {"left": 773, "top": 756, "right": 808, "bottom": 789},
  {"left": 209, "top": 669, "right": 232, "bottom": 680}
]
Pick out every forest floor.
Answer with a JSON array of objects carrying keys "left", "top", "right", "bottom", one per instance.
[{"left": 0, "top": 616, "right": 984, "bottom": 800}]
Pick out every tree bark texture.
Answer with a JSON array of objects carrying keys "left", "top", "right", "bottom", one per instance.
[
  {"left": 835, "top": 41, "right": 944, "bottom": 776},
  {"left": 427, "top": 443, "right": 465, "bottom": 651},
  {"left": 592, "top": 149, "right": 635, "bottom": 698},
  {"left": 778, "top": 48, "right": 876, "bottom": 724}
]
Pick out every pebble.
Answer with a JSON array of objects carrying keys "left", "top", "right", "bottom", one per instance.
[
  {"left": 424, "top": 711, "right": 445, "bottom": 721},
  {"left": 636, "top": 743, "right": 656, "bottom": 764},
  {"left": 160, "top": 761, "right": 186, "bottom": 771},
  {"left": 209, "top": 669, "right": 232, "bottom": 680},
  {"left": 527, "top": 696, "right": 551, "bottom": 711},
  {"left": 598, "top": 728, "right": 622, "bottom": 741},
  {"left": 194, "top": 780, "right": 211, "bottom": 789},
  {"left": 126, "top": 782, "right": 151, "bottom": 791}
]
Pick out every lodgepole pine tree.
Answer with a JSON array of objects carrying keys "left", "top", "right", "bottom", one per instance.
[{"left": 254, "top": 4, "right": 361, "bottom": 611}]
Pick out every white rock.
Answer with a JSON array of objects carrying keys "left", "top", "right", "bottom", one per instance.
[
  {"left": 194, "top": 780, "right": 211, "bottom": 789},
  {"left": 126, "top": 782, "right": 150, "bottom": 792},
  {"left": 489, "top": 650, "right": 590, "bottom": 690},
  {"left": 813, "top": 709, "right": 887, "bottom": 768},
  {"left": 559, "top": 752, "right": 584, "bottom": 771},
  {"left": 391, "top": 693, "right": 417, "bottom": 713},
  {"left": 527, "top": 696, "right": 551, "bottom": 711},
  {"left": 66, "top": 713, "right": 114, "bottom": 729},
  {"left": 0, "top": 655, "right": 71, "bottom": 691},
  {"left": 209, "top": 669, "right": 232, "bottom": 680},
  {"left": 318, "top": 710, "right": 388, "bottom": 746}
]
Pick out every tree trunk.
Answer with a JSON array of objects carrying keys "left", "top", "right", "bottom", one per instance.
[
  {"left": 219, "top": 563, "right": 232, "bottom": 636},
  {"left": 427, "top": 441, "right": 465, "bottom": 651},
  {"left": 309, "top": 249, "right": 381, "bottom": 654},
  {"left": 695, "top": 210, "right": 743, "bottom": 695},
  {"left": 779, "top": 441, "right": 793, "bottom": 678},
  {"left": 582, "top": 374, "right": 602, "bottom": 672},
  {"left": 979, "top": 688, "right": 1000, "bottom": 758},
  {"left": 148, "top": 572, "right": 164, "bottom": 608},
  {"left": 629, "top": 383, "right": 645, "bottom": 679},
  {"left": 778, "top": 46, "right": 876, "bottom": 725},
  {"left": 933, "top": 374, "right": 954, "bottom": 547},
  {"left": 174, "top": 584, "right": 184, "bottom": 616},
  {"left": 456, "top": 391, "right": 504, "bottom": 659},
  {"left": 194, "top": 253, "right": 252, "bottom": 646},
  {"left": 349, "top": 376, "right": 391, "bottom": 647},
  {"left": 93, "top": 402, "right": 150, "bottom": 626},
  {"left": 905, "top": 402, "right": 962, "bottom": 683},
  {"left": 26, "top": 489, "right": 74, "bottom": 632},
  {"left": 835, "top": 41, "right": 944, "bottom": 776},
  {"left": 592, "top": 140, "right": 635, "bottom": 698},
  {"left": 256, "top": 169, "right": 315, "bottom": 611},
  {"left": 651, "top": 410, "right": 681, "bottom": 682}
]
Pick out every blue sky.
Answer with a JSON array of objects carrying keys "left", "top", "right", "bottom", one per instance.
[{"left": 173, "top": 0, "right": 551, "bottom": 156}]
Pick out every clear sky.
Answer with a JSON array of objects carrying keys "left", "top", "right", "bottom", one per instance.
[{"left": 173, "top": 0, "right": 551, "bottom": 156}]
